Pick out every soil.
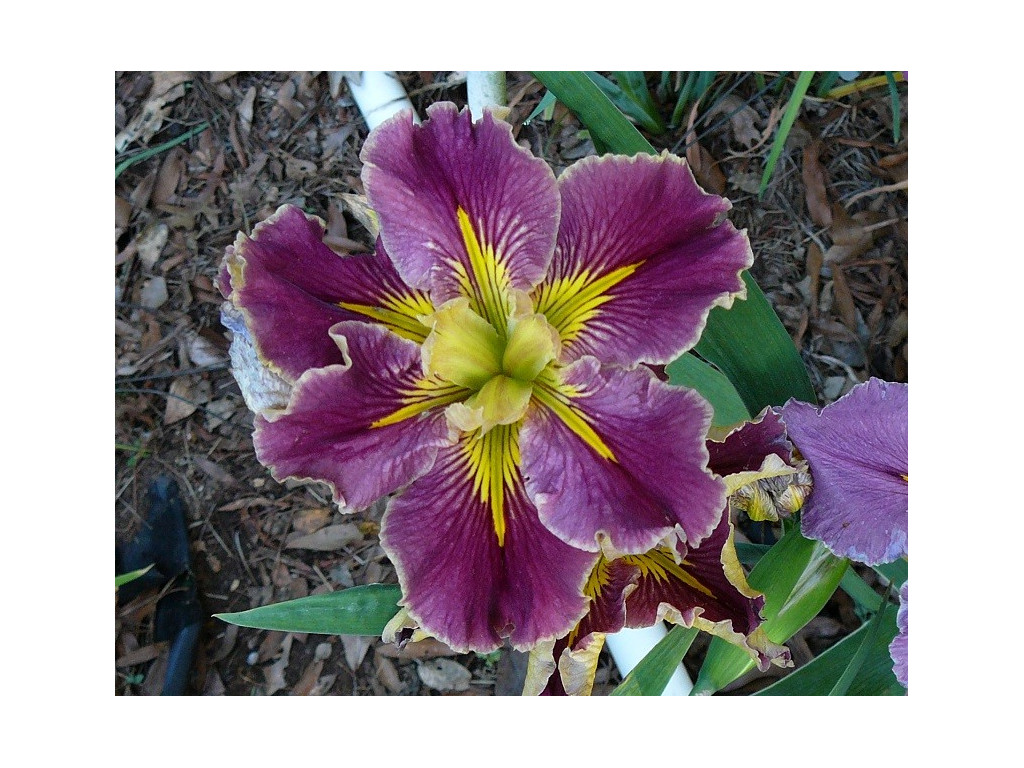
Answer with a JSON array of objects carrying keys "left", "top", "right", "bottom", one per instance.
[{"left": 114, "top": 71, "right": 908, "bottom": 696}]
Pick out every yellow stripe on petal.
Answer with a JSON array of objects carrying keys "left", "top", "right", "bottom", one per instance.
[
  {"left": 533, "top": 377, "right": 617, "bottom": 463},
  {"left": 456, "top": 206, "right": 513, "bottom": 335},
  {"left": 339, "top": 289, "right": 434, "bottom": 343},
  {"left": 463, "top": 423, "right": 520, "bottom": 546},
  {"left": 533, "top": 261, "right": 643, "bottom": 345},
  {"left": 621, "top": 547, "right": 715, "bottom": 599},
  {"left": 370, "top": 379, "right": 468, "bottom": 429}
]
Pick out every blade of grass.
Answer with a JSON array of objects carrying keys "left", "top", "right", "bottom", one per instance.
[
  {"left": 115, "top": 564, "right": 155, "bottom": 588},
  {"left": 115, "top": 121, "right": 210, "bottom": 179},
  {"left": 826, "top": 72, "right": 905, "bottom": 100},
  {"left": 669, "top": 71, "right": 698, "bottom": 129},
  {"left": 524, "top": 90, "right": 556, "bottom": 125},
  {"left": 584, "top": 72, "right": 665, "bottom": 135},
  {"left": 612, "top": 71, "right": 666, "bottom": 133},
  {"left": 814, "top": 71, "right": 841, "bottom": 98},
  {"left": 759, "top": 71, "right": 814, "bottom": 197},
  {"left": 610, "top": 625, "right": 699, "bottom": 696},
  {"left": 215, "top": 583, "right": 402, "bottom": 636},
  {"left": 532, "top": 72, "right": 655, "bottom": 156},
  {"left": 885, "top": 71, "right": 901, "bottom": 143}
]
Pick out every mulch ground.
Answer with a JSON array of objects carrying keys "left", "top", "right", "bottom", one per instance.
[{"left": 114, "top": 71, "right": 907, "bottom": 696}]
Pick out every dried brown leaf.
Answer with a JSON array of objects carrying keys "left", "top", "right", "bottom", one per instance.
[
  {"left": 707, "top": 94, "right": 761, "bottom": 148},
  {"left": 262, "top": 634, "right": 293, "bottom": 696},
  {"left": 830, "top": 267, "right": 859, "bottom": 334},
  {"left": 235, "top": 86, "right": 256, "bottom": 144},
  {"left": 375, "top": 654, "right": 404, "bottom": 694},
  {"left": 153, "top": 147, "right": 186, "bottom": 206},
  {"left": 194, "top": 455, "right": 240, "bottom": 486},
  {"left": 341, "top": 635, "right": 373, "bottom": 672},
  {"left": 802, "top": 139, "right": 832, "bottom": 228},
  {"left": 807, "top": 242, "right": 824, "bottom": 319},
  {"left": 285, "top": 523, "right": 362, "bottom": 551},
  {"left": 116, "top": 643, "right": 163, "bottom": 667},
  {"left": 164, "top": 377, "right": 198, "bottom": 424},
  {"left": 375, "top": 637, "right": 458, "bottom": 661},
  {"left": 290, "top": 659, "right": 325, "bottom": 696},
  {"left": 291, "top": 507, "right": 333, "bottom": 535},
  {"left": 688, "top": 142, "right": 726, "bottom": 196},
  {"left": 135, "top": 225, "right": 169, "bottom": 274},
  {"left": 417, "top": 658, "right": 472, "bottom": 692}
]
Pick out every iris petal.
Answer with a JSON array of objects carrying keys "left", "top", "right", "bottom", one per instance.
[
  {"left": 253, "top": 322, "right": 456, "bottom": 511},
  {"left": 780, "top": 378, "right": 908, "bottom": 565},
  {"left": 521, "top": 357, "right": 725, "bottom": 555},
  {"left": 220, "top": 205, "right": 431, "bottom": 381},
  {"left": 380, "top": 428, "right": 597, "bottom": 652},
  {"left": 361, "top": 104, "right": 559, "bottom": 312},
  {"left": 535, "top": 152, "right": 752, "bottom": 367}
]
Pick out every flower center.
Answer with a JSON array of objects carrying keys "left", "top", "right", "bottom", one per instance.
[{"left": 420, "top": 297, "right": 559, "bottom": 433}]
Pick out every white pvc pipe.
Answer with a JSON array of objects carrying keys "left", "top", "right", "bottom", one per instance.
[
  {"left": 345, "top": 71, "right": 419, "bottom": 129},
  {"left": 605, "top": 625, "right": 694, "bottom": 696}
]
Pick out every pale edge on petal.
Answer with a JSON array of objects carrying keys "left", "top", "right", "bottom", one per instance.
[
  {"left": 221, "top": 302, "right": 292, "bottom": 418},
  {"left": 220, "top": 204, "right": 329, "bottom": 382},
  {"left": 553, "top": 150, "right": 754, "bottom": 365},
  {"left": 656, "top": 526, "right": 791, "bottom": 673}
]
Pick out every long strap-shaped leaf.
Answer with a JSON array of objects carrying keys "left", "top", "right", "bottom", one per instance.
[
  {"left": 610, "top": 625, "right": 698, "bottom": 696},
  {"left": 689, "top": 527, "right": 847, "bottom": 695},
  {"left": 215, "top": 584, "right": 402, "bottom": 636},
  {"left": 531, "top": 71, "right": 816, "bottom": 412},
  {"left": 755, "top": 601, "right": 902, "bottom": 696}
]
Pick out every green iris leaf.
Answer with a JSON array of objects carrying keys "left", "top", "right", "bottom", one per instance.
[
  {"left": 690, "top": 527, "right": 848, "bottom": 695},
  {"left": 610, "top": 625, "right": 699, "bottom": 696},
  {"left": 755, "top": 600, "right": 903, "bottom": 696},
  {"left": 215, "top": 584, "right": 402, "bottom": 636}
]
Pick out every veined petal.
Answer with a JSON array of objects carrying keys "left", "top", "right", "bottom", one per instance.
[
  {"left": 618, "top": 514, "right": 788, "bottom": 671},
  {"left": 253, "top": 322, "right": 459, "bottom": 511},
  {"left": 533, "top": 152, "right": 752, "bottom": 366},
  {"left": 541, "top": 513, "right": 787, "bottom": 695},
  {"left": 380, "top": 425, "right": 597, "bottom": 653},
  {"left": 890, "top": 582, "right": 908, "bottom": 688},
  {"left": 361, "top": 103, "right": 559, "bottom": 332},
  {"left": 780, "top": 378, "right": 908, "bottom": 565},
  {"left": 221, "top": 204, "right": 432, "bottom": 381},
  {"left": 522, "top": 358, "right": 726, "bottom": 555}
]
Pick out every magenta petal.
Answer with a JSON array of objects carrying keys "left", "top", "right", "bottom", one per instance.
[
  {"left": 521, "top": 358, "right": 726, "bottom": 555},
  {"left": 223, "top": 205, "right": 428, "bottom": 381},
  {"left": 707, "top": 407, "right": 794, "bottom": 476},
  {"left": 253, "top": 322, "right": 450, "bottom": 511},
  {"left": 624, "top": 515, "right": 762, "bottom": 631},
  {"left": 380, "top": 440, "right": 596, "bottom": 653},
  {"left": 781, "top": 378, "right": 908, "bottom": 565},
  {"left": 538, "top": 152, "right": 752, "bottom": 366},
  {"left": 361, "top": 103, "right": 559, "bottom": 301},
  {"left": 890, "top": 582, "right": 908, "bottom": 688}
]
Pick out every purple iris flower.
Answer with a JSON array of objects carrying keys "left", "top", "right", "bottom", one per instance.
[
  {"left": 780, "top": 377, "right": 908, "bottom": 688},
  {"left": 219, "top": 103, "right": 753, "bottom": 653},
  {"left": 780, "top": 378, "right": 908, "bottom": 566}
]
